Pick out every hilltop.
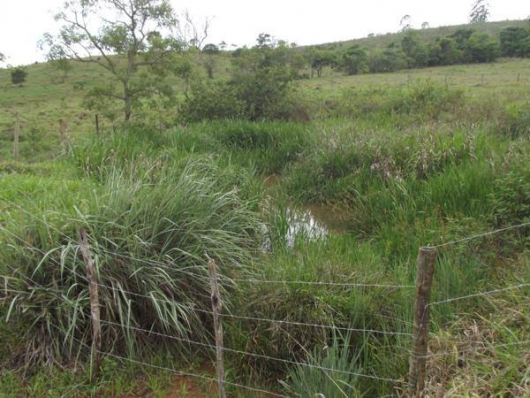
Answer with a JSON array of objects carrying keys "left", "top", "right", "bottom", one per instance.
[{"left": 315, "top": 19, "right": 529, "bottom": 49}]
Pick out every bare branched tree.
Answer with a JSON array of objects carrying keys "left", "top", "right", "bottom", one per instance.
[
  {"left": 469, "top": 0, "right": 490, "bottom": 24},
  {"left": 178, "top": 10, "right": 210, "bottom": 50}
]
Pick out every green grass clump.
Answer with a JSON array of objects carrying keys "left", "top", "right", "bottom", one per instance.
[
  {"left": 186, "top": 120, "right": 311, "bottom": 174},
  {"left": 1, "top": 158, "right": 263, "bottom": 365},
  {"left": 327, "top": 81, "right": 465, "bottom": 122},
  {"left": 281, "top": 331, "right": 364, "bottom": 398}
]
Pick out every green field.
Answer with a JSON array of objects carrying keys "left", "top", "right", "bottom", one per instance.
[{"left": 1, "top": 24, "right": 530, "bottom": 397}]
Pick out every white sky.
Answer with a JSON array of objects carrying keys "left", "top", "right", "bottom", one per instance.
[{"left": 0, "top": 0, "right": 527, "bottom": 66}]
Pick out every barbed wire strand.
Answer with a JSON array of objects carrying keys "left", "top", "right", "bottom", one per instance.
[
  {"left": 2, "top": 226, "right": 416, "bottom": 293},
  {"left": 431, "top": 221, "right": 530, "bottom": 249},
  {"left": 429, "top": 284, "right": 530, "bottom": 307},
  {"left": 232, "top": 279, "right": 415, "bottom": 289},
  {"left": 3, "top": 261, "right": 414, "bottom": 339},
  {"left": 95, "top": 248, "right": 415, "bottom": 290},
  {"left": 79, "top": 282, "right": 412, "bottom": 337},
  {"left": 420, "top": 340, "right": 530, "bottom": 359},
  {"left": 101, "top": 351, "right": 291, "bottom": 397},
  {"left": 57, "top": 327, "right": 290, "bottom": 398},
  {"left": 95, "top": 317, "right": 401, "bottom": 383},
  {"left": 215, "top": 312, "right": 412, "bottom": 337},
  {"left": 1, "top": 203, "right": 414, "bottom": 292}
]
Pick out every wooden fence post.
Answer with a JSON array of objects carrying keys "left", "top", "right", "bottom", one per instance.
[
  {"left": 408, "top": 246, "right": 437, "bottom": 397},
  {"left": 14, "top": 111, "right": 20, "bottom": 161},
  {"left": 208, "top": 259, "right": 226, "bottom": 398},
  {"left": 95, "top": 114, "right": 100, "bottom": 135},
  {"left": 78, "top": 228, "right": 101, "bottom": 382}
]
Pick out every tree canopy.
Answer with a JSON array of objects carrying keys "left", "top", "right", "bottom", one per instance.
[{"left": 41, "top": 0, "right": 183, "bottom": 122}]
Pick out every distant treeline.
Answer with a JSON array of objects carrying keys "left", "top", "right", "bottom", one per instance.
[{"left": 270, "top": 25, "right": 530, "bottom": 77}]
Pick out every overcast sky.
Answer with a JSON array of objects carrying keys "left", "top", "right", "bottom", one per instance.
[{"left": 0, "top": 0, "right": 528, "bottom": 66}]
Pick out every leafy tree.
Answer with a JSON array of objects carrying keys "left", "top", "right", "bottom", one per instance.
[
  {"left": 180, "top": 80, "right": 244, "bottom": 122},
  {"left": 40, "top": 0, "right": 183, "bottom": 122},
  {"left": 367, "top": 47, "right": 406, "bottom": 73},
  {"left": 202, "top": 43, "right": 220, "bottom": 54},
  {"left": 305, "top": 47, "right": 335, "bottom": 78},
  {"left": 11, "top": 67, "right": 27, "bottom": 86},
  {"left": 500, "top": 27, "right": 530, "bottom": 57},
  {"left": 421, "top": 22, "right": 430, "bottom": 30},
  {"left": 256, "top": 33, "right": 275, "bottom": 49},
  {"left": 201, "top": 54, "right": 216, "bottom": 79},
  {"left": 401, "top": 30, "right": 428, "bottom": 68},
  {"left": 231, "top": 37, "right": 299, "bottom": 120},
  {"left": 451, "top": 28, "right": 475, "bottom": 47},
  {"left": 185, "top": 34, "right": 304, "bottom": 121},
  {"left": 464, "top": 32, "right": 500, "bottom": 62},
  {"left": 428, "top": 37, "right": 461, "bottom": 66},
  {"left": 51, "top": 58, "right": 73, "bottom": 82},
  {"left": 338, "top": 45, "right": 368, "bottom": 75},
  {"left": 0, "top": 52, "right": 5, "bottom": 63},
  {"left": 469, "top": 0, "right": 490, "bottom": 24}
]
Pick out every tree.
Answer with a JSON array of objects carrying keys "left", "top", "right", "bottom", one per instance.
[
  {"left": 305, "top": 47, "right": 335, "bottom": 78},
  {"left": 469, "top": 0, "right": 490, "bottom": 24},
  {"left": 0, "top": 52, "right": 5, "bottom": 63},
  {"left": 202, "top": 43, "right": 219, "bottom": 54},
  {"left": 401, "top": 30, "right": 428, "bottom": 68},
  {"left": 367, "top": 48, "right": 406, "bottom": 73},
  {"left": 428, "top": 37, "right": 461, "bottom": 66},
  {"left": 500, "top": 27, "right": 530, "bottom": 57},
  {"left": 400, "top": 15, "right": 412, "bottom": 32},
  {"left": 338, "top": 45, "right": 368, "bottom": 75},
  {"left": 11, "top": 67, "right": 28, "bottom": 86},
  {"left": 41, "top": 0, "right": 182, "bottom": 122},
  {"left": 52, "top": 58, "right": 73, "bottom": 82},
  {"left": 230, "top": 36, "right": 299, "bottom": 120},
  {"left": 199, "top": 44, "right": 223, "bottom": 80},
  {"left": 179, "top": 10, "right": 210, "bottom": 50},
  {"left": 464, "top": 32, "right": 500, "bottom": 62}
]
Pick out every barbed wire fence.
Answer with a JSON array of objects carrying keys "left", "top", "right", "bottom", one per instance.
[
  {"left": 1, "top": 214, "right": 529, "bottom": 397},
  {"left": 407, "top": 221, "right": 530, "bottom": 397}
]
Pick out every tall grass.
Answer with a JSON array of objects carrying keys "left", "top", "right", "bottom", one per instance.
[{"left": 0, "top": 158, "right": 263, "bottom": 364}]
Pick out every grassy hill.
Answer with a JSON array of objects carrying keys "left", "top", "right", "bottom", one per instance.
[{"left": 315, "top": 19, "right": 529, "bottom": 49}]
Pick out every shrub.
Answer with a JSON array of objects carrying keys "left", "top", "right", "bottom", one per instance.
[
  {"left": 495, "top": 104, "right": 530, "bottom": 138},
  {"left": 10, "top": 67, "right": 27, "bottom": 86},
  {"left": 180, "top": 80, "right": 245, "bottom": 123}
]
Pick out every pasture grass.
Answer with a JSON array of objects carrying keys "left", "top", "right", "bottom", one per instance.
[{"left": 1, "top": 56, "right": 529, "bottom": 396}]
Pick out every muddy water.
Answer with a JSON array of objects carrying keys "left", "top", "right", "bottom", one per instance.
[{"left": 263, "top": 175, "right": 349, "bottom": 248}]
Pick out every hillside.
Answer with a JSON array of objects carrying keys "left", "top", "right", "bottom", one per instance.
[{"left": 315, "top": 19, "right": 529, "bottom": 49}]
